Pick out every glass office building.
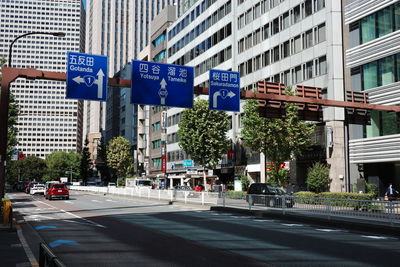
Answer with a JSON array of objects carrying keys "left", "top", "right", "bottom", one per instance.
[{"left": 346, "top": 0, "right": 400, "bottom": 194}]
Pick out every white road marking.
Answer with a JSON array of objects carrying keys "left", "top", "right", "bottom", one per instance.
[
  {"left": 361, "top": 235, "right": 389, "bottom": 240},
  {"left": 106, "top": 199, "right": 116, "bottom": 202},
  {"left": 316, "top": 229, "right": 343, "bottom": 232},
  {"left": 36, "top": 200, "right": 105, "bottom": 228},
  {"left": 253, "top": 219, "right": 275, "bottom": 222},
  {"left": 64, "top": 201, "right": 73, "bottom": 204},
  {"left": 17, "top": 228, "right": 38, "bottom": 267},
  {"left": 281, "top": 223, "right": 304, "bottom": 227},
  {"left": 91, "top": 200, "right": 102, "bottom": 203}
]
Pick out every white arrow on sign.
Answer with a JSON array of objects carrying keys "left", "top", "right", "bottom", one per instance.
[
  {"left": 95, "top": 69, "right": 105, "bottom": 99},
  {"left": 213, "top": 89, "right": 236, "bottom": 108},
  {"left": 72, "top": 76, "right": 84, "bottom": 84},
  {"left": 158, "top": 78, "right": 168, "bottom": 105},
  {"left": 72, "top": 68, "right": 105, "bottom": 99}
]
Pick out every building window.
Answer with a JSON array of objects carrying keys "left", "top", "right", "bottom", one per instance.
[
  {"left": 304, "top": 61, "right": 313, "bottom": 80},
  {"left": 283, "top": 41, "right": 290, "bottom": 58},
  {"left": 304, "top": 0, "right": 313, "bottom": 17},
  {"left": 317, "top": 23, "right": 326, "bottom": 43},
  {"left": 314, "top": 0, "right": 325, "bottom": 12},
  {"left": 294, "top": 65, "right": 302, "bottom": 83},
  {"left": 293, "top": 5, "right": 301, "bottom": 24},
  {"left": 318, "top": 56, "right": 327, "bottom": 75},
  {"left": 303, "top": 29, "right": 313, "bottom": 49},
  {"left": 293, "top": 35, "right": 302, "bottom": 54}
]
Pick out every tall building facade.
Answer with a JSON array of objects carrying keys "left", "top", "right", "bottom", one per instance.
[
  {"left": 0, "top": 0, "right": 83, "bottom": 158},
  {"left": 345, "top": 0, "right": 400, "bottom": 194},
  {"left": 165, "top": 0, "right": 347, "bottom": 190},
  {"left": 85, "top": 0, "right": 176, "bottom": 166},
  {"left": 84, "top": 0, "right": 132, "bottom": 163}
]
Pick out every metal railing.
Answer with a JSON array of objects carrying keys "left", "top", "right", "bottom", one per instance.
[
  {"left": 223, "top": 194, "right": 400, "bottom": 226},
  {"left": 39, "top": 242, "right": 66, "bottom": 267},
  {"left": 70, "top": 186, "right": 400, "bottom": 226}
]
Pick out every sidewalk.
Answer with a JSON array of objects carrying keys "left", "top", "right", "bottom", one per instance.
[{"left": 0, "top": 224, "right": 32, "bottom": 267}]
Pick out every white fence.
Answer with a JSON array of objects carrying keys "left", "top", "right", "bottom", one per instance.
[{"left": 70, "top": 185, "right": 221, "bottom": 206}]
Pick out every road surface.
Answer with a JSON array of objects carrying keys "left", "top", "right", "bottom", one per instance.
[{"left": 9, "top": 191, "right": 400, "bottom": 266}]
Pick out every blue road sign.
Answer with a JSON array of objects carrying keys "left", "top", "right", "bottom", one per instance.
[
  {"left": 66, "top": 52, "right": 108, "bottom": 101},
  {"left": 131, "top": 60, "right": 194, "bottom": 108},
  {"left": 209, "top": 69, "right": 240, "bottom": 112}
]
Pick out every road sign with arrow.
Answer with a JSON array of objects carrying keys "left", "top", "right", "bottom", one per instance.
[
  {"left": 66, "top": 52, "right": 108, "bottom": 101},
  {"left": 131, "top": 60, "right": 194, "bottom": 108},
  {"left": 209, "top": 69, "right": 240, "bottom": 112}
]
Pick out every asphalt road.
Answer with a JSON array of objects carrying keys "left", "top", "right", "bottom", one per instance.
[{"left": 9, "top": 191, "right": 400, "bottom": 267}]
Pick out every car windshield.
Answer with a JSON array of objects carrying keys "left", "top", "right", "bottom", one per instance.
[
  {"left": 266, "top": 185, "right": 286, "bottom": 194},
  {"left": 52, "top": 184, "right": 65, "bottom": 189},
  {"left": 35, "top": 185, "right": 45, "bottom": 188}
]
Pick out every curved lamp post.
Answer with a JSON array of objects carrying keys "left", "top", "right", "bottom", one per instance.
[
  {"left": 0, "top": 31, "right": 65, "bottom": 198},
  {"left": 8, "top": 31, "right": 66, "bottom": 67}
]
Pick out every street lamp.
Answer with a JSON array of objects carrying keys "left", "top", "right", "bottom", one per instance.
[
  {"left": 0, "top": 31, "right": 65, "bottom": 198},
  {"left": 8, "top": 32, "right": 66, "bottom": 67}
]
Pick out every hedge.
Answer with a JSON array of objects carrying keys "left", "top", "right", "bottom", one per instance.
[
  {"left": 224, "top": 191, "right": 247, "bottom": 199},
  {"left": 293, "top": 191, "right": 376, "bottom": 207}
]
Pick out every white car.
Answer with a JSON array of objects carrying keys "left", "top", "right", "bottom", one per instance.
[
  {"left": 30, "top": 184, "right": 45, "bottom": 195},
  {"left": 108, "top": 182, "right": 116, "bottom": 187}
]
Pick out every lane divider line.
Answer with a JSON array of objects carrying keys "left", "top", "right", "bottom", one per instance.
[
  {"left": 15, "top": 220, "right": 39, "bottom": 267},
  {"left": 36, "top": 200, "right": 105, "bottom": 228}
]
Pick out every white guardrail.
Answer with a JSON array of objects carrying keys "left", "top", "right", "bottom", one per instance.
[
  {"left": 70, "top": 185, "right": 221, "bottom": 206},
  {"left": 70, "top": 186, "right": 400, "bottom": 226}
]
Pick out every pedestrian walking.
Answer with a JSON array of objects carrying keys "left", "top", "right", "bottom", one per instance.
[{"left": 385, "top": 183, "right": 399, "bottom": 201}]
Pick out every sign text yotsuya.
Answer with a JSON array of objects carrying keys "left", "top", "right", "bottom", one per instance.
[{"left": 66, "top": 52, "right": 108, "bottom": 101}]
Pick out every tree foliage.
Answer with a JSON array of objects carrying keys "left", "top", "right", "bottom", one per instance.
[
  {"left": 106, "top": 136, "right": 133, "bottom": 178},
  {"left": 44, "top": 151, "right": 81, "bottom": 181},
  {"left": 0, "top": 57, "right": 19, "bottom": 161},
  {"left": 241, "top": 88, "right": 316, "bottom": 186},
  {"left": 7, "top": 156, "right": 46, "bottom": 184},
  {"left": 97, "top": 134, "right": 110, "bottom": 183},
  {"left": 80, "top": 138, "right": 92, "bottom": 184},
  {"left": 177, "top": 99, "right": 230, "bottom": 170},
  {"left": 306, "top": 162, "right": 330, "bottom": 193}
]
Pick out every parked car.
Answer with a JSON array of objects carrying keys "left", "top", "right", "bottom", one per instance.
[
  {"left": 25, "top": 182, "right": 38, "bottom": 194},
  {"left": 30, "top": 184, "right": 45, "bottom": 195},
  {"left": 108, "top": 182, "right": 116, "bottom": 187},
  {"left": 46, "top": 183, "right": 69, "bottom": 200},
  {"left": 246, "top": 183, "right": 294, "bottom": 208},
  {"left": 44, "top": 181, "right": 58, "bottom": 199},
  {"left": 173, "top": 185, "right": 197, "bottom": 198}
]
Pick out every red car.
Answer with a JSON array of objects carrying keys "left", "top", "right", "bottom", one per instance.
[{"left": 46, "top": 183, "right": 69, "bottom": 200}]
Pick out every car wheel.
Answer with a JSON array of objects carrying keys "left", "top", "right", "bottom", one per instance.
[{"left": 66, "top": 196, "right": 69, "bottom": 200}]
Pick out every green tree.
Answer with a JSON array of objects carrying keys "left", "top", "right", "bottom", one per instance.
[
  {"left": 0, "top": 57, "right": 19, "bottom": 161},
  {"left": 44, "top": 151, "right": 81, "bottom": 182},
  {"left": 97, "top": 134, "right": 110, "bottom": 183},
  {"left": 8, "top": 156, "right": 47, "bottom": 184},
  {"left": 80, "top": 138, "right": 92, "bottom": 184},
  {"left": 306, "top": 162, "right": 330, "bottom": 192},
  {"left": 241, "top": 88, "right": 316, "bottom": 186},
  {"left": 106, "top": 136, "right": 133, "bottom": 178},
  {"left": 177, "top": 99, "right": 230, "bottom": 186}
]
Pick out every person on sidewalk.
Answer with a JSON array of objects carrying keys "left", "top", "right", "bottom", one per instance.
[{"left": 385, "top": 183, "right": 399, "bottom": 201}]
